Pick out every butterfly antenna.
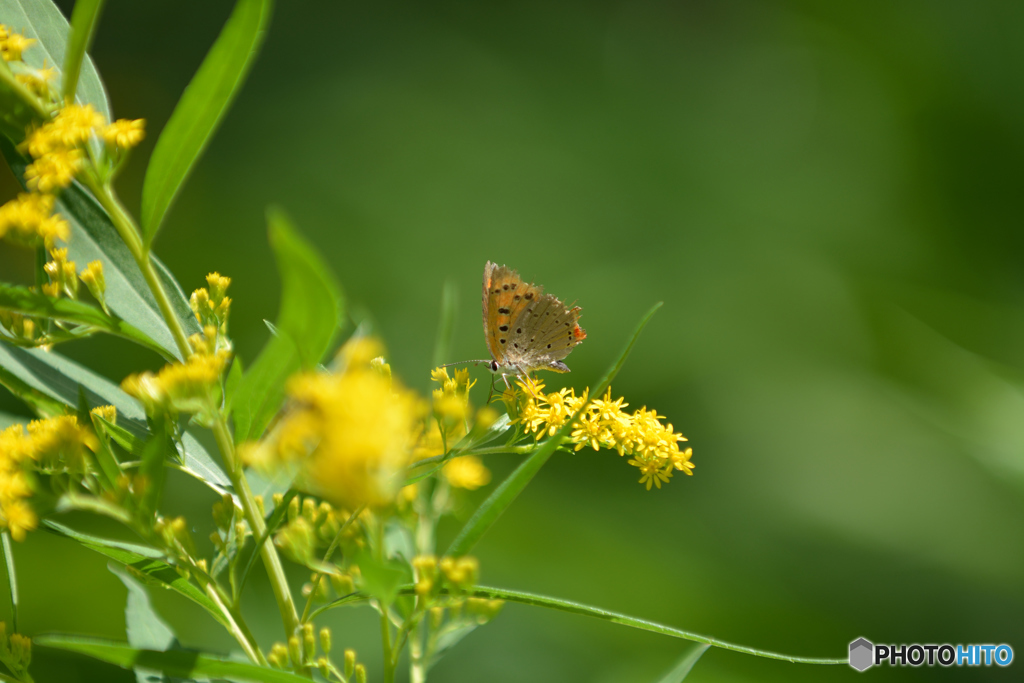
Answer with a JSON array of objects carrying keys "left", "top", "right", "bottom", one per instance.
[{"left": 440, "top": 360, "right": 492, "bottom": 368}]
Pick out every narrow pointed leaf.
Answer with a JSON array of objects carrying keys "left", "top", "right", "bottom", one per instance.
[
  {"left": 0, "top": 0, "right": 111, "bottom": 120},
  {"left": 0, "top": 283, "right": 168, "bottom": 357},
  {"left": 138, "top": 417, "right": 169, "bottom": 517},
  {"left": 232, "top": 210, "right": 343, "bottom": 442},
  {"left": 140, "top": 0, "right": 273, "bottom": 243},
  {"left": 312, "top": 584, "right": 845, "bottom": 664},
  {"left": 445, "top": 302, "right": 663, "bottom": 557},
  {"left": 1, "top": 140, "right": 201, "bottom": 359},
  {"left": 62, "top": 0, "right": 106, "bottom": 103},
  {"left": 0, "top": 533, "right": 19, "bottom": 632},
  {"left": 655, "top": 644, "right": 711, "bottom": 683},
  {"left": 37, "top": 636, "right": 313, "bottom": 683}
]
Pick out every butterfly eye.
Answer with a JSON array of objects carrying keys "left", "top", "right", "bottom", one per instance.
[{"left": 489, "top": 360, "right": 499, "bottom": 373}]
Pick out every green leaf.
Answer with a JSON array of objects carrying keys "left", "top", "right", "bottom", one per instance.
[
  {"left": 88, "top": 412, "right": 122, "bottom": 489},
  {"left": 0, "top": 533, "right": 19, "bottom": 633},
  {"left": 0, "top": 343, "right": 232, "bottom": 496},
  {"left": 223, "top": 355, "right": 243, "bottom": 416},
  {"left": 0, "top": 58, "right": 47, "bottom": 140},
  {"left": 431, "top": 279, "right": 458, "bottom": 368},
  {"left": 109, "top": 564, "right": 176, "bottom": 652},
  {"left": 0, "top": 140, "right": 202, "bottom": 360},
  {"left": 654, "top": 644, "right": 711, "bottom": 683},
  {"left": 37, "top": 636, "right": 313, "bottom": 683},
  {"left": 43, "top": 520, "right": 229, "bottom": 628},
  {"left": 62, "top": 0, "right": 106, "bottom": 104},
  {"left": 0, "top": 0, "right": 111, "bottom": 120},
  {"left": 0, "top": 283, "right": 168, "bottom": 357},
  {"left": 445, "top": 302, "right": 664, "bottom": 557},
  {"left": 312, "top": 584, "right": 845, "bottom": 664},
  {"left": 353, "top": 549, "right": 409, "bottom": 608},
  {"left": 232, "top": 209, "right": 343, "bottom": 442},
  {"left": 138, "top": 417, "right": 169, "bottom": 518},
  {"left": 140, "top": 0, "right": 273, "bottom": 244}
]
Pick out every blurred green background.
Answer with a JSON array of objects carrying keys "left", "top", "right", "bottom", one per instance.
[{"left": 2, "top": 0, "right": 1023, "bottom": 680}]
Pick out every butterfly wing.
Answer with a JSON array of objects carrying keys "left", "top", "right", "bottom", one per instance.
[
  {"left": 482, "top": 262, "right": 545, "bottom": 365},
  {"left": 505, "top": 293, "right": 586, "bottom": 372}
]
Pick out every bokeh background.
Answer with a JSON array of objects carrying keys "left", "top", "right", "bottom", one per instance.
[{"left": 2, "top": 0, "right": 1023, "bottom": 680}]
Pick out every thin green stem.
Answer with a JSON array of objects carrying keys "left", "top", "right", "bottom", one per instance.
[
  {"left": 375, "top": 518, "right": 395, "bottom": 683},
  {"left": 411, "top": 444, "right": 539, "bottom": 470},
  {"left": 211, "top": 417, "right": 302, "bottom": 649},
  {"left": 81, "top": 177, "right": 192, "bottom": 359},
  {"left": 0, "top": 533, "right": 18, "bottom": 633},
  {"left": 84, "top": 174, "right": 304, "bottom": 670}
]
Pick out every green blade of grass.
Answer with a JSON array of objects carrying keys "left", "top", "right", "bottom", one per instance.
[
  {"left": 140, "top": 0, "right": 273, "bottom": 244},
  {"left": 62, "top": 0, "right": 106, "bottom": 104},
  {"left": 445, "top": 302, "right": 663, "bottom": 558}
]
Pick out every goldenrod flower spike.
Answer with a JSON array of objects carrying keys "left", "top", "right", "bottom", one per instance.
[{"left": 512, "top": 380, "right": 693, "bottom": 489}]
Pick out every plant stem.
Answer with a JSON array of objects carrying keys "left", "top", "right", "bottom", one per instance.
[
  {"left": 412, "top": 444, "right": 538, "bottom": 470},
  {"left": 376, "top": 518, "right": 395, "bottom": 683},
  {"left": 212, "top": 417, "right": 302, "bottom": 646},
  {"left": 86, "top": 177, "right": 305, "bottom": 670}
]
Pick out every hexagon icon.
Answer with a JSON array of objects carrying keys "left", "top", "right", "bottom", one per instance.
[{"left": 849, "top": 638, "right": 874, "bottom": 671}]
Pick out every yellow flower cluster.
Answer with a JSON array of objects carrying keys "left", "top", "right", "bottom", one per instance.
[
  {"left": 0, "top": 414, "right": 100, "bottom": 540},
  {"left": 122, "top": 347, "right": 230, "bottom": 414},
  {"left": 0, "top": 192, "right": 68, "bottom": 246},
  {"left": 516, "top": 378, "right": 694, "bottom": 490},
  {"left": 244, "top": 338, "right": 426, "bottom": 509},
  {"left": 0, "top": 28, "right": 143, "bottom": 253},
  {"left": 0, "top": 622, "right": 32, "bottom": 680},
  {"left": 190, "top": 272, "right": 232, "bottom": 335}
]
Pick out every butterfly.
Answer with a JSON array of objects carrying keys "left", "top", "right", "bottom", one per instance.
[{"left": 480, "top": 261, "right": 586, "bottom": 383}]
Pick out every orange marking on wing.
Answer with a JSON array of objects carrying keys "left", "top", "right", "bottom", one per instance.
[{"left": 573, "top": 324, "right": 586, "bottom": 340}]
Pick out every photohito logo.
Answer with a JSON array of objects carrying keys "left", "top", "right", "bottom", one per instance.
[{"left": 848, "top": 638, "right": 1013, "bottom": 671}]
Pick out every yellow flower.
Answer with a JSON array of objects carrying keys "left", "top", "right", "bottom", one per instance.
[
  {"left": 49, "top": 104, "right": 105, "bottom": 147},
  {"left": 79, "top": 260, "right": 106, "bottom": 306},
  {"left": 513, "top": 382, "right": 693, "bottom": 489},
  {"left": 90, "top": 405, "right": 117, "bottom": 425},
  {"left": 102, "top": 118, "right": 145, "bottom": 149},
  {"left": 0, "top": 193, "right": 68, "bottom": 246},
  {"left": 190, "top": 273, "right": 232, "bottom": 333},
  {"left": 122, "top": 351, "right": 230, "bottom": 414},
  {"left": 25, "top": 148, "right": 84, "bottom": 193},
  {"left": 0, "top": 30, "right": 35, "bottom": 62},
  {"left": 0, "top": 415, "right": 102, "bottom": 540},
  {"left": 442, "top": 456, "right": 491, "bottom": 490},
  {"left": 44, "top": 247, "right": 78, "bottom": 299},
  {"left": 248, "top": 337, "right": 426, "bottom": 509},
  {"left": 15, "top": 66, "right": 56, "bottom": 97}
]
